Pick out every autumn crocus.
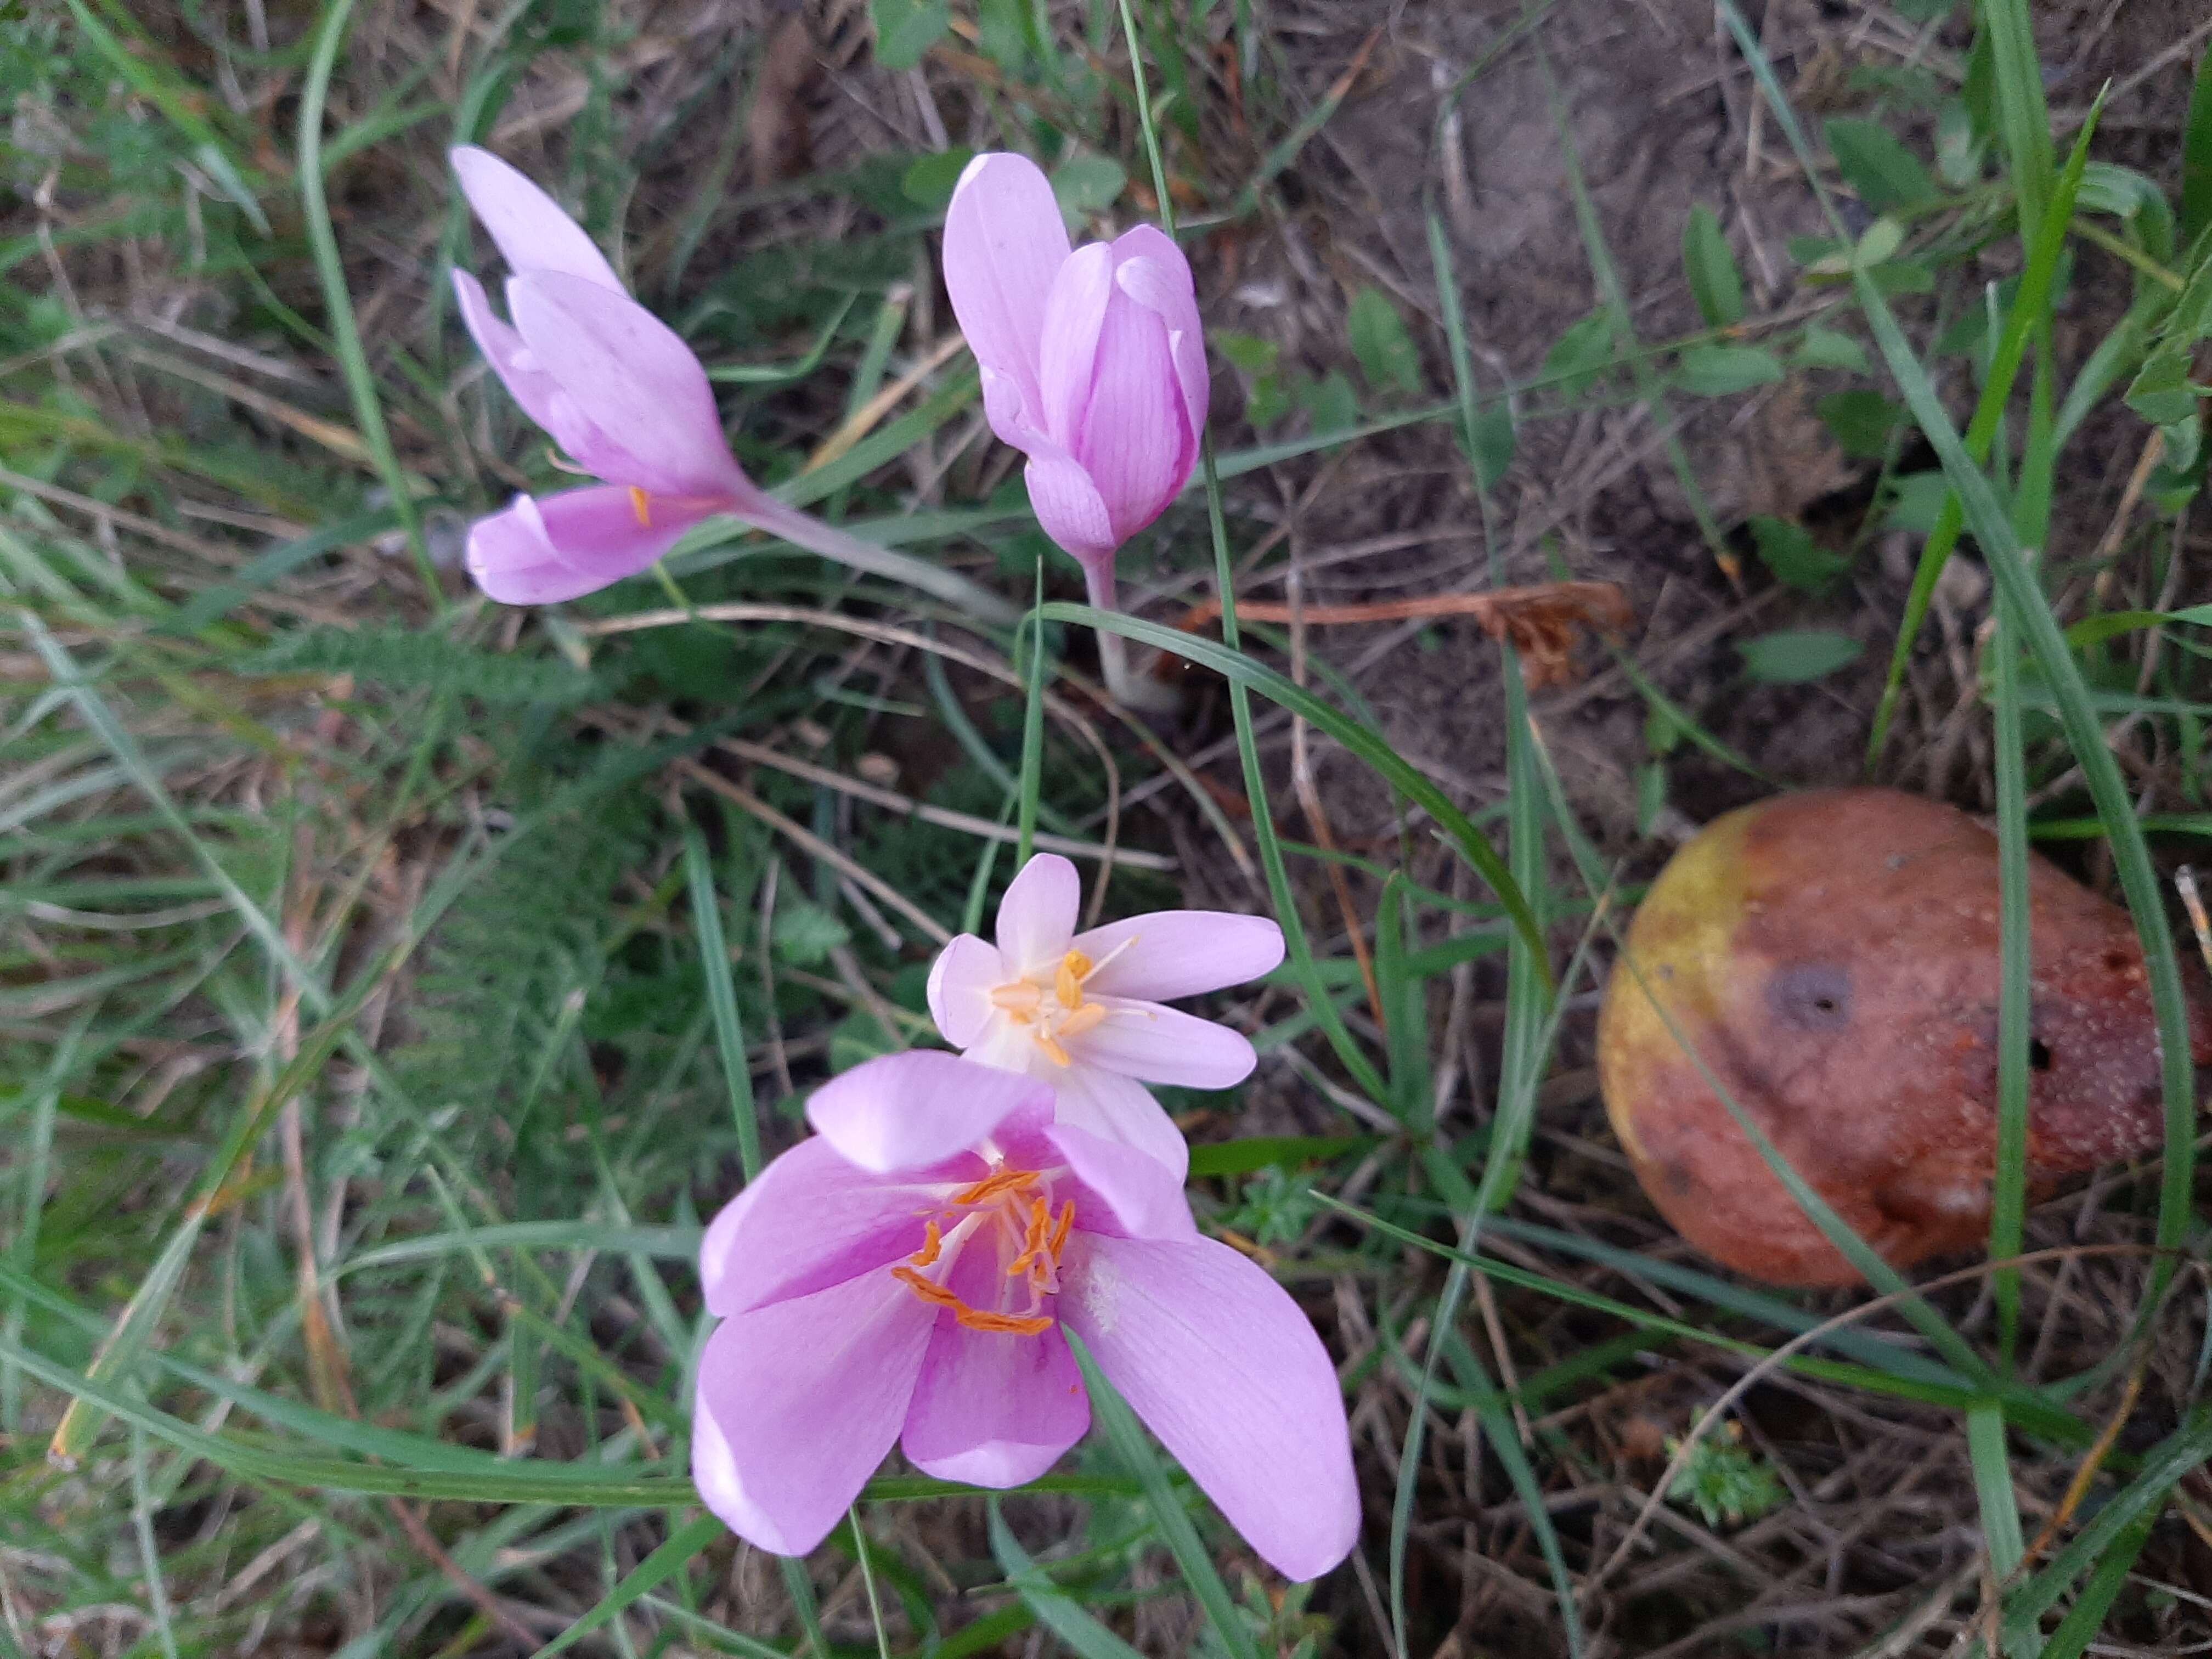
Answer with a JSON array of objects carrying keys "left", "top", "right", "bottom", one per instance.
[
  {"left": 925, "top": 853, "right": 1283, "bottom": 1179},
  {"left": 450, "top": 146, "right": 1013, "bottom": 620},
  {"left": 692, "top": 1050, "right": 1358, "bottom": 1581},
  {"left": 941, "top": 152, "right": 1206, "bottom": 704}
]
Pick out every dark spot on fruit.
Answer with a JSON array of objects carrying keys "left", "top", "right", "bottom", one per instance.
[
  {"left": 1768, "top": 964, "right": 1852, "bottom": 1031},
  {"left": 2029, "top": 1038, "right": 2052, "bottom": 1072}
]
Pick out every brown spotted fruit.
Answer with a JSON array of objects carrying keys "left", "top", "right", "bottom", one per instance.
[{"left": 1596, "top": 788, "right": 2211, "bottom": 1286}]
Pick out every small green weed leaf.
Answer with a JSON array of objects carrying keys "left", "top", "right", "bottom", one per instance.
[
  {"left": 1749, "top": 516, "right": 1852, "bottom": 593},
  {"left": 1826, "top": 117, "right": 1936, "bottom": 211},
  {"left": 2080, "top": 161, "right": 2176, "bottom": 264},
  {"left": 975, "top": 0, "right": 1029, "bottom": 77},
  {"left": 240, "top": 627, "right": 599, "bottom": 704},
  {"left": 1882, "top": 472, "right": 1953, "bottom": 533},
  {"left": 1469, "top": 401, "right": 1517, "bottom": 490},
  {"left": 1666, "top": 1424, "right": 1788, "bottom": 1528},
  {"left": 1677, "top": 343, "right": 1784, "bottom": 396},
  {"left": 1215, "top": 330, "right": 1279, "bottom": 377},
  {"left": 1739, "top": 629, "right": 1864, "bottom": 683},
  {"left": 1299, "top": 370, "right": 1360, "bottom": 433},
  {"left": 2124, "top": 239, "right": 2212, "bottom": 430},
  {"left": 771, "top": 899, "right": 850, "bottom": 966},
  {"left": 1542, "top": 311, "right": 1618, "bottom": 398},
  {"left": 1051, "top": 155, "right": 1127, "bottom": 216},
  {"left": 1935, "top": 98, "right": 1984, "bottom": 187},
  {"left": 1347, "top": 287, "right": 1424, "bottom": 396},
  {"left": 1816, "top": 387, "right": 1905, "bottom": 458},
  {"left": 872, "top": 0, "right": 947, "bottom": 70},
  {"left": 1682, "top": 202, "right": 1747, "bottom": 328},
  {"left": 1796, "top": 325, "right": 1870, "bottom": 373},
  {"left": 901, "top": 148, "right": 974, "bottom": 209}
]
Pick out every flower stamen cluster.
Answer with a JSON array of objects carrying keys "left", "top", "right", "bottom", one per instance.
[{"left": 887, "top": 1164, "right": 1077, "bottom": 1336}]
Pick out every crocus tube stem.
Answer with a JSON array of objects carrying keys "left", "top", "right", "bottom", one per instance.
[
  {"left": 1083, "top": 563, "right": 1181, "bottom": 714},
  {"left": 741, "top": 496, "right": 1020, "bottom": 627}
]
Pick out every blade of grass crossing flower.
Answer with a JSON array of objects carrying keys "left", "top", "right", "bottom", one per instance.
[
  {"left": 988, "top": 1502, "right": 1148, "bottom": 1659},
  {"left": 1867, "top": 105, "right": 2103, "bottom": 765},
  {"left": 1990, "top": 606, "right": 2032, "bottom": 1364},
  {"left": 533, "top": 1515, "right": 725, "bottom": 1657},
  {"left": 298, "top": 0, "right": 435, "bottom": 601},
  {"left": 1065, "top": 1333, "right": 1263, "bottom": 1659},
  {"left": 1722, "top": 0, "right": 2198, "bottom": 1330},
  {"left": 684, "top": 825, "right": 760, "bottom": 1182}
]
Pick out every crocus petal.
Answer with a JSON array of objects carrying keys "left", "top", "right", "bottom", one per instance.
[
  {"left": 452, "top": 269, "right": 570, "bottom": 440},
  {"left": 943, "top": 153, "right": 1070, "bottom": 437},
  {"left": 466, "top": 487, "right": 712, "bottom": 605},
  {"left": 1059, "top": 1234, "right": 1359, "bottom": 1582},
  {"left": 451, "top": 145, "right": 624, "bottom": 292},
  {"left": 1032, "top": 1117, "right": 1197, "bottom": 1240},
  {"left": 1071, "top": 911, "right": 1285, "bottom": 1003},
  {"left": 927, "top": 934, "right": 1006, "bottom": 1048},
  {"left": 994, "top": 854, "right": 1081, "bottom": 974},
  {"left": 700, "top": 1137, "right": 969, "bottom": 1317},
  {"left": 1040, "top": 1064, "right": 1190, "bottom": 1185},
  {"left": 1036, "top": 243, "right": 1113, "bottom": 446},
  {"left": 901, "top": 1249, "right": 1088, "bottom": 1487},
  {"left": 807, "top": 1051, "right": 1050, "bottom": 1175},
  {"left": 1022, "top": 450, "right": 1120, "bottom": 567},
  {"left": 506, "top": 272, "right": 751, "bottom": 499},
  {"left": 1067, "top": 1000, "right": 1257, "bottom": 1090},
  {"left": 1108, "top": 226, "right": 1209, "bottom": 442},
  {"left": 1076, "top": 283, "right": 1186, "bottom": 544},
  {"left": 692, "top": 1275, "right": 936, "bottom": 1555}
]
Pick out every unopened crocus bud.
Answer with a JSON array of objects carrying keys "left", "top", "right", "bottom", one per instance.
[{"left": 941, "top": 153, "right": 1207, "bottom": 572}]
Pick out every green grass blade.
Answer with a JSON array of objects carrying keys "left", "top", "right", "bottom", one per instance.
[
  {"left": 988, "top": 1502, "right": 1148, "bottom": 1659},
  {"left": 684, "top": 824, "right": 761, "bottom": 1182},
  {"left": 534, "top": 1515, "right": 725, "bottom": 1657}
]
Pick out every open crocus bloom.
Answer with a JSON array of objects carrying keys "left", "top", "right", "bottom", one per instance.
[
  {"left": 692, "top": 1050, "right": 1358, "bottom": 1582},
  {"left": 925, "top": 854, "right": 1284, "bottom": 1180},
  {"left": 941, "top": 152, "right": 1207, "bottom": 573},
  {"left": 449, "top": 145, "right": 771, "bottom": 605}
]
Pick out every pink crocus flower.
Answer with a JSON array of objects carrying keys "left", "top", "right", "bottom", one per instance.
[
  {"left": 691, "top": 1050, "right": 1358, "bottom": 1582},
  {"left": 941, "top": 151, "right": 1207, "bottom": 585},
  {"left": 450, "top": 147, "right": 1014, "bottom": 622},
  {"left": 925, "top": 853, "right": 1284, "bottom": 1180}
]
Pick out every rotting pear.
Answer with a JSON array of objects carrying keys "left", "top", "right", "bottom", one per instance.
[{"left": 1596, "top": 787, "right": 2212, "bottom": 1286}]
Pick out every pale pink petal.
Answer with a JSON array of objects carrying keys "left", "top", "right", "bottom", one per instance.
[
  {"left": 1035, "top": 1064, "right": 1189, "bottom": 1184},
  {"left": 451, "top": 146, "right": 624, "bottom": 292},
  {"left": 926, "top": 935, "right": 1006, "bottom": 1048},
  {"left": 506, "top": 272, "right": 749, "bottom": 499},
  {"left": 1035, "top": 243, "right": 1113, "bottom": 445},
  {"left": 1108, "top": 227, "right": 1209, "bottom": 442},
  {"left": 1023, "top": 450, "right": 1119, "bottom": 567},
  {"left": 699, "top": 1137, "right": 973, "bottom": 1317},
  {"left": 692, "top": 1275, "right": 935, "bottom": 1555},
  {"left": 1071, "top": 911, "right": 1285, "bottom": 1003},
  {"left": 1065, "top": 1000, "right": 1257, "bottom": 1090},
  {"left": 1074, "top": 287, "right": 1185, "bottom": 545},
  {"left": 452, "top": 269, "right": 569, "bottom": 439},
  {"left": 994, "top": 854, "right": 1081, "bottom": 974},
  {"left": 962, "top": 1015, "right": 1041, "bottom": 1077},
  {"left": 1059, "top": 1234, "right": 1358, "bottom": 1582},
  {"left": 1036, "top": 1117, "right": 1197, "bottom": 1240},
  {"left": 806, "top": 1051, "right": 1049, "bottom": 1174},
  {"left": 465, "top": 487, "right": 712, "bottom": 605},
  {"left": 943, "top": 153, "right": 1070, "bottom": 435},
  {"left": 900, "top": 1250, "right": 1088, "bottom": 1487}
]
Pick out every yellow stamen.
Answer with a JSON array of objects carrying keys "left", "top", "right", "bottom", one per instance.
[
  {"left": 892, "top": 1265, "right": 965, "bottom": 1308},
  {"left": 1049, "top": 1201, "right": 1075, "bottom": 1256},
  {"left": 1008, "top": 1198, "right": 1051, "bottom": 1273},
  {"left": 991, "top": 982, "right": 1042, "bottom": 1018},
  {"left": 909, "top": 1220, "right": 942, "bottom": 1267},
  {"left": 950, "top": 1166, "right": 1037, "bottom": 1207},
  {"left": 628, "top": 486, "right": 652, "bottom": 526},
  {"left": 1035, "top": 1031, "right": 1072, "bottom": 1068},
  {"left": 1054, "top": 955, "right": 1085, "bottom": 1011},
  {"left": 1057, "top": 1002, "right": 1107, "bottom": 1041}
]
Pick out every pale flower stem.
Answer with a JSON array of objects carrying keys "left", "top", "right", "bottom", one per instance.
[
  {"left": 1085, "top": 562, "right": 1182, "bottom": 714},
  {"left": 736, "top": 494, "right": 1020, "bottom": 627}
]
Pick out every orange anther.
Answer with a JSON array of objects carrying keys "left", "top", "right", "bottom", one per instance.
[
  {"left": 891, "top": 1265, "right": 964, "bottom": 1308},
  {"left": 1035, "top": 1031, "right": 1071, "bottom": 1068},
  {"left": 627, "top": 486, "right": 652, "bottom": 527},
  {"left": 1049, "top": 1201, "right": 1075, "bottom": 1257},
  {"left": 991, "top": 981, "right": 1042, "bottom": 1018},
  {"left": 1057, "top": 1002, "right": 1106, "bottom": 1041},
  {"left": 1054, "top": 957, "right": 1084, "bottom": 1011},
  {"left": 953, "top": 1307, "right": 1054, "bottom": 1336},
  {"left": 1008, "top": 1198, "right": 1051, "bottom": 1273},
  {"left": 950, "top": 1166, "right": 1037, "bottom": 1207},
  {"left": 910, "top": 1220, "right": 943, "bottom": 1267}
]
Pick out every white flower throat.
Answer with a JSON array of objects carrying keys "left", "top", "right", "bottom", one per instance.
[{"left": 986, "top": 936, "right": 1139, "bottom": 1067}]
